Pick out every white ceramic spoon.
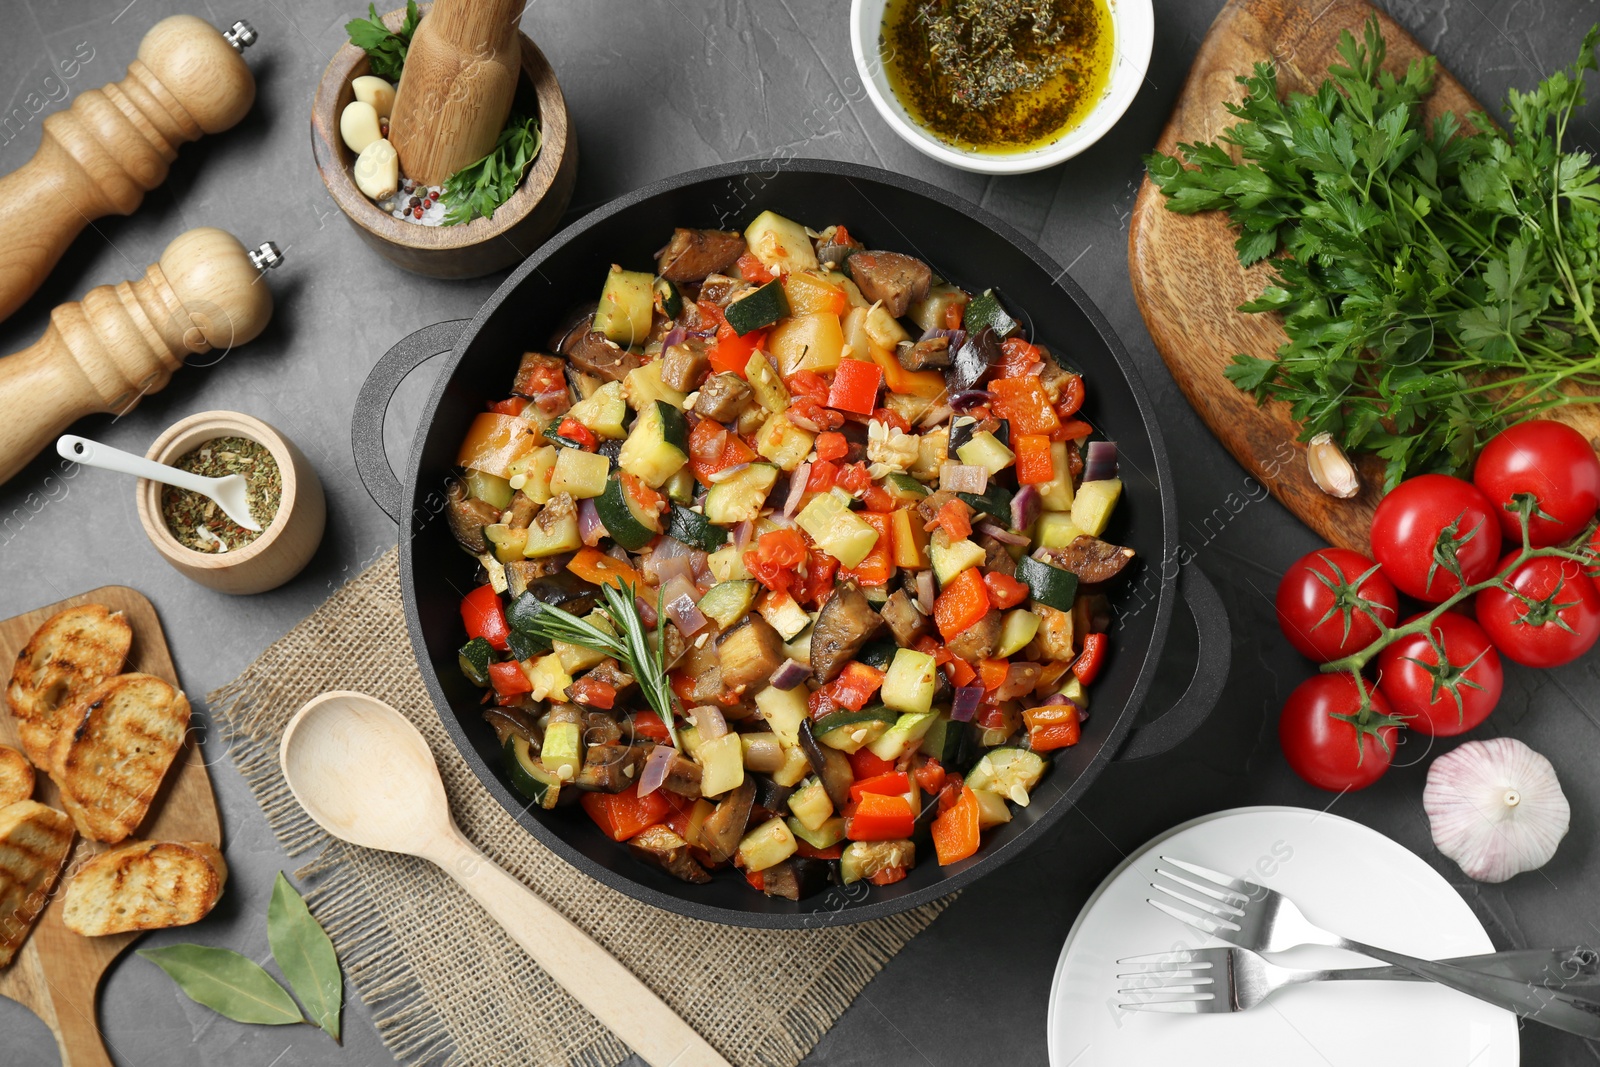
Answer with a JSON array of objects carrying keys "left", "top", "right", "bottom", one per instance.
[
  {"left": 57, "top": 433, "right": 261, "bottom": 531},
  {"left": 279, "top": 690, "right": 732, "bottom": 1067}
]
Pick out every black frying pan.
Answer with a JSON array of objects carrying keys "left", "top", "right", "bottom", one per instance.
[{"left": 352, "top": 159, "right": 1229, "bottom": 928}]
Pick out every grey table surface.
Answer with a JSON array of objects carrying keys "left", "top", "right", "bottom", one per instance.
[{"left": 2, "top": 0, "right": 1597, "bottom": 1064}]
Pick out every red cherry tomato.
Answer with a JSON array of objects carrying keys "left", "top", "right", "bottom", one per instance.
[
  {"left": 1275, "top": 548, "right": 1399, "bottom": 662},
  {"left": 1475, "top": 554, "right": 1600, "bottom": 667},
  {"left": 1278, "top": 674, "right": 1398, "bottom": 792},
  {"left": 1473, "top": 420, "right": 1600, "bottom": 546},
  {"left": 1376, "top": 612, "right": 1503, "bottom": 736},
  {"left": 1370, "top": 475, "right": 1502, "bottom": 602}
]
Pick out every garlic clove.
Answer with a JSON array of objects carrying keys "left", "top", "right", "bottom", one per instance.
[
  {"left": 1307, "top": 432, "right": 1361, "bottom": 499},
  {"left": 353, "top": 138, "right": 399, "bottom": 201},
  {"left": 1423, "top": 737, "right": 1570, "bottom": 883},
  {"left": 340, "top": 100, "right": 383, "bottom": 154},
  {"left": 351, "top": 75, "right": 396, "bottom": 119}
]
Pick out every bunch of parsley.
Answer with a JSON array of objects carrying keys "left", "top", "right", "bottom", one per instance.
[
  {"left": 442, "top": 107, "right": 542, "bottom": 225},
  {"left": 344, "top": 0, "right": 420, "bottom": 81},
  {"left": 1146, "top": 17, "right": 1600, "bottom": 488}
]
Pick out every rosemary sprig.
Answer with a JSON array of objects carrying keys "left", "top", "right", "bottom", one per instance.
[{"left": 521, "top": 581, "right": 682, "bottom": 750}]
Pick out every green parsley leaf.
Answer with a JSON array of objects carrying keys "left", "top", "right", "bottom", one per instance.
[
  {"left": 441, "top": 110, "right": 543, "bottom": 226},
  {"left": 344, "top": 0, "right": 420, "bottom": 82}
]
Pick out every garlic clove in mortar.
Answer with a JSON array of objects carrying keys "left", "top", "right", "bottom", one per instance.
[
  {"left": 1423, "top": 737, "right": 1569, "bottom": 883},
  {"left": 340, "top": 100, "right": 383, "bottom": 154},
  {"left": 353, "top": 138, "right": 399, "bottom": 201},
  {"left": 351, "top": 75, "right": 395, "bottom": 119}
]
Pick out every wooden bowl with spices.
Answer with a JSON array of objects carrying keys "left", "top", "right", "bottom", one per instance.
[
  {"left": 311, "top": 4, "right": 577, "bottom": 279},
  {"left": 136, "top": 411, "right": 326, "bottom": 595}
]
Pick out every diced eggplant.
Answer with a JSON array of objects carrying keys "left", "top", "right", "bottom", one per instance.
[
  {"left": 660, "top": 338, "right": 711, "bottom": 392},
  {"left": 575, "top": 743, "right": 651, "bottom": 792},
  {"left": 688, "top": 664, "right": 727, "bottom": 706},
  {"left": 551, "top": 306, "right": 644, "bottom": 381},
  {"left": 881, "top": 588, "right": 932, "bottom": 648},
  {"left": 698, "top": 273, "right": 741, "bottom": 306},
  {"left": 661, "top": 750, "right": 703, "bottom": 799},
  {"left": 693, "top": 373, "right": 754, "bottom": 422},
  {"left": 809, "top": 580, "right": 884, "bottom": 683},
  {"left": 1045, "top": 535, "right": 1137, "bottom": 584},
  {"left": 657, "top": 228, "right": 747, "bottom": 283},
  {"left": 505, "top": 560, "right": 592, "bottom": 612},
  {"left": 628, "top": 824, "right": 712, "bottom": 884},
  {"left": 482, "top": 704, "right": 539, "bottom": 745},
  {"left": 511, "top": 351, "right": 569, "bottom": 408},
  {"left": 947, "top": 608, "right": 1003, "bottom": 662},
  {"left": 752, "top": 773, "right": 795, "bottom": 812},
  {"left": 799, "top": 719, "right": 856, "bottom": 809},
  {"left": 1027, "top": 603, "right": 1077, "bottom": 662},
  {"left": 446, "top": 482, "right": 501, "bottom": 554},
  {"left": 915, "top": 488, "right": 956, "bottom": 527},
  {"left": 700, "top": 778, "right": 756, "bottom": 863},
  {"left": 507, "top": 490, "right": 539, "bottom": 530},
  {"left": 976, "top": 533, "right": 1017, "bottom": 578},
  {"left": 716, "top": 615, "right": 787, "bottom": 692},
  {"left": 848, "top": 251, "right": 932, "bottom": 318},
  {"left": 758, "top": 857, "right": 835, "bottom": 900},
  {"left": 585, "top": 659, "right": 637, "bottom": 697},
  {"left": 948, "top": 326, "right": 1002, "bottom": 392},
  {"left": 899, "top": 335, "right": 952, "bottom": 371},
  {"left": 582, "top": 711, "right": 623, "bottom": 747}
]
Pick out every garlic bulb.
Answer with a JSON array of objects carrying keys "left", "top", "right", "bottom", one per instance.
[{"left": 1423, "top": 738, "right": 1569, "bottom": 883}]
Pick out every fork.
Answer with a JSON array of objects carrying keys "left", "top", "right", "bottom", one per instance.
[
  {"left": 1116, "top": 945, "right": 1600, "bottom": 1014},
  {"left": 1144, "top": 856, "right": 1600, "bottom": 1038}
]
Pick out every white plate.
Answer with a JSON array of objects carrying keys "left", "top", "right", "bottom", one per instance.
[{"left": 1047, "top": 806, "right": 1519, "bottom": 1067}]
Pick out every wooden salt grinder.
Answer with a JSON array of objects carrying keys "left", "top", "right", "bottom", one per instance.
[
  {"left": 388, "top": 0, "right": 526, "bottom": 186},
  {"left": 0, "top": 227, "right": 282, "bottom": 485},
  {"left": 0, "top": 15, "right": 258, "bottom": 324}
]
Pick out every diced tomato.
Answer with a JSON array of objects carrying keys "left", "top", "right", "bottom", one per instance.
[
  {"left": 569, "top": 675, "right": 617, "bottom": 709},
  {"left": 745, "top": 528, "right": 808, "bottom": 597},
  {"left": 991, "top": 376, "right": 1061, "bottom": 435},
  {"left": 1072, "top": 633, "right": 1109, "bottom": 685},
  {"left": 488, "top": 660, "right": 531, "bottom": 698},
  {"left": 935, "top": 498, "right": 973, "bottom": 541},
  {"left": 862, "top": 484, "right": 895, "bottom": 512},
  {"left": 799, "top": 544, "right": 838, "bottom": 608},
  {"left": 843, "top": 512, "right": 894, "bottom": 586},
  {"left": 836, "top": 462, "right": 873, "bottom": 495},
  {"left": 867, "top": 866, "right": 909, "bottom": 886},
  {"left": 974, "top": 703, "right": 1009, "bottom": 731},
  {"left": 461, "top": 584, "right": 511, "bottom": 651},
  {"left": 556, "top": 417, "right": 598, "bottom": 451},
  {"left": 1051, "top": 418, "right": 1094, "bottom": 443},
  {"left": 996, "top": 337, "right": 1043, "bottom": 379},
  {"left": 699, "top": 300, "right": 764, "bottom": 377},
  {"left": 845, "top": 792, "right": 915, "bottom": 840},
  {"left": 1056, "top": 374, "right": 1085, "bottom": 418},
  {"left": 915, "top": 634, "right": 955, "bottom": 667},
  {"left": 1014, "top": 433, "right": 1055, "bottom": 485},
  {"left": 791, "top": 395, "right": 845, "bottom": 432},
  {"left": 825, "top": 661, "right": 885, "bottom": 712},
  {"left": 977, "top": 658, "right": 1009, "bottom": 692},
  {"left": 849, "top": 747, "right": 896, "bottom": 780},
  {"left": 583, "top": 783, "right": 672, "bottom": 842},
  {"left": 983, "top": 571, "right": 1029, "bottom": 610},
  {"left": 1024, "top": 704, "right": 1082, "bottom": 751},
  {"left": 815, "top": 431, "right": 849, "bottom": 461},
  {"left": 808, "top": 685, "right": 841, "bottom": 721},
  {"left": 912, "top": 756, "right": 946, "bottom": 795},
  {"left": 736, "top": 252, "right": 775, "bottom": 284},
  {"left": 487, "top": 396, "right": 528, "bottom": 416},
  {"left": 568, "top": 546, "right": 642, "bottom": 590},
  {"left": 785, "top": 370, "right": 831, "bottom": 405},
  {"left": 931, "top": 785, "right": 982, "bottom": 865},
  {"left": 936, "top": 776, "right": 964, "bottom": 813},
  {"left": 871, "top": 407, "right": 910, "bottom": 434},
  {"left": 934, "top": 567, "right": 990, "bottom": 639},
  {"left": 943, "top": 302, "right": 965, "bottom": 330},
  {"left": 849, "top": 771, "right": 909, "bottom": 803},
  {"left": 631, "top": 710, "right": 671, "bottom": 742},
  {"left": 689, "top": 417, "right": 757, "bottom": 487},
  {"left": 806, "top": 459, "right": 840, "bottom": 492}
]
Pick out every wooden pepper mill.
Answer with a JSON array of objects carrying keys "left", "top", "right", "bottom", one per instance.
[
  {"left": 0, "top": 227, "right": 281, "bottom": 484},
  {"left": 388, "top": 0, "right": 526, "bottom": 185},
  {"left": 0, "top": 15, "right": 258, "bottom": 324}
]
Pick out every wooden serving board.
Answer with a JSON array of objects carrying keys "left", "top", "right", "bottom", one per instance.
[
  {"left": 0, "top": 587, "right": 220, "bottom": 1067},
  {"left": 1128, "top": 0, "right": 1600, "bottom": 551}
]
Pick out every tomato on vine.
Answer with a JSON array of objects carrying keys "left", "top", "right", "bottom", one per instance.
[
  {"left": 1276, "top": 548, "right": 1399, "bottom": 662},
  {"left": 1369, "top": 475, "right": 1502, "bottom": 602},
  {"left": 1278, "top": 674, "right": 1401, "bottom": 791},
  {"left": 1473, "top": 420, "right": 1600, "bottom": 546},
  {"left": 1476, "top": 554, "right": 1600, "bottom": 668},
  {"left": 1376, "top": 612, "right": 1503, "bottom": 736}
]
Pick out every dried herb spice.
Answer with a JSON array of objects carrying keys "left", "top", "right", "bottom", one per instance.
[
  {"left": 881, "top": 0, "right": 1114, "bottom": 153},
  {"left": 161, "top": 436, "right": 282, "bottom": 553}
]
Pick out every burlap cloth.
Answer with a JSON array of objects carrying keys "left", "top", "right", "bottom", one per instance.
[{"left": 210, "top": 548, "right": 950, "bottom": 1067}]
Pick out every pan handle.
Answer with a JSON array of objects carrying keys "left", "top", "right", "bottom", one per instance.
[
  {"left": 1116, "top": 565, "right": 1230, "bottom": 762},
  {"left": 352, "top": 320, "right": 468, "bottom": 522}
]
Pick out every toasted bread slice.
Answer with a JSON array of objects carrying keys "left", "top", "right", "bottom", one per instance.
[
  {"left": 0, "top": 745, "right": 32, "bottom": 808},
  {"left": 50, "top": 674, "right": 190, "bottom": 844},
  {"left": 7, "top": 605, "right": 132, "bottom": 767},
  {"left": 0, "top": 800, "right": 74, "bottom": 967},
  {"left": 63, "top": 839, "right": 227, "bottom": 936}
]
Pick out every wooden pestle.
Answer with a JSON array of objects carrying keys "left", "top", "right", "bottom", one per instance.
[
  {"left": 0, "top": 227, "right": 281, "bottom": 485},
  {"left": 388, "top": 0, "right": 526, "bottom": 186},
  {"left": 0, "top": 15, "right": 257, "bottom": 325}
]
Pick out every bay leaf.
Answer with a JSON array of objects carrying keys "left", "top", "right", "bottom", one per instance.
[
  {"left": 267, "top": 872, "right": 344, "bottom": 1041},
  {"left": 137, "top": 944, "right": 304, "bottom": 1026}
]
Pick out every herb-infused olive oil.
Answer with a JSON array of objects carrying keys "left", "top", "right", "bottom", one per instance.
[{"left": 880, "top": 0, "right": 1114, "bottom": 154}]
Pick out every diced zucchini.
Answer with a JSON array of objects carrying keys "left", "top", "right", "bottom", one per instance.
[
  {"left": 594, "top": 265, "right": 655, "bottom": 346},
  {"left": 771, "top": 743, "right": 812, "bottom": 787},
  {"left": 796, "top": 489, "right": 880, "bottom": 568},
  {"left": 973, "top": 788, "right": 1012, "bottom": 829},
  {"left": 868, "top": 709, "right": 939, "bottom": 760},
  {"left": 725, "top": 279, "right": 790, "bottom": 335},
  {"left": 664, "top": 467, "right": 695, "bottom": 505},
  {"left": 653, "top": 276, "right": 683, "bottom": 317},
  {"left": 768, "top": 312, "right": 846, "bottom": 376},
  {"left": 745, "top": 351, "right": 790, "bottom": 412},
  {"left": 1035, "top": 512, "right": 1085, "bottom": 549},
  {"left": 709, "top": 543, "right": 754, "bottom": 582},
  {"left": 864, "top": 304, "right": 912, "bottom": 349},
  {"left": 786, "top": 777, "right": 835, "bottom": 831},
  {"left": 623, "top": 359, "right": 689, "bottom": 412},
  {"left": 667, "top": 504, "right": 728, "bottom": 550},
  {"left": 540, "top": 718, "right": 583, "bottom": 781},
  {"left": 840, "top": 840, "right": 914, "bottom": 885},
  {"left": 966, "top": 747, "right": 1048, "bottom": 807},
  {"left": 477, "top": 552, "right": 508, "bottom": 594},
  {"left": 524, "top": 654, "right": 573, "bottom": 702},
  {"left": 1061, "top": 676, "right": 1089, "bottom": 709},
  {"left": 458, "top": 637, "right": 492, "bottom": 686},
  {"left": 1072, "top": 478, "right": 1123, "bottom": 537},
  {"left": 697, "top": 732, "right": 746, "bottom": 798},
  {"left": 881, "top": 649, "right": 938, "bottom": 716},
  {"left": 514, "top": 445, "right": 558, "bottom": 504},
  {"left": 997, "top": 609, "right": 1042, "bottom": 658},
  {"left": 756, "top": 590, "right": 811, "bottom": 640},
  {"left": 618, "top": 401, "right": 690, "bottom": 488},
  {"left": 814, "top": 707, "right": 895, "bottom": 753},
  {"left": 755, "top": 684, "right": 809, "bottom": 746},
  {"left": 738, "top": 816, "right": 799, "bottom": 872},
  {"left": 883, "top": 472, "right": 929, "bottom": 503},
  {"left": 1016, "top": 554, "right": 1080, "bottom": 612},
  {"left": 554, "top": 615, "right": 613, "bottom": 672},
  {"left": 522, "top": 511, "right": 582, "bottom": 557},
  {"left": 505, "top": 735, "right": 560, "bottom": 809},
  {"left": 788, "top": 815, "right": 846, "bottom": 850},
  {"left": 783, "top": 624, "right": 815, "bottom": 666},
  {"left": 485, "top": 523, "right": 528, "bottom": 563},
  {"left": 962, "top": 289, "right": 1020, "bottom": 338},
  {"left": 596, "top": 473, "right": 664, "bottom": 550},
  {"left": 754, "top": 410, "right": 816, "bottom": 472},
  {"left": 566, "top": 381, "right": 628, "bottom": 440},
  {"left": 956, "top": 431, "right": 1015, "bottom": 476},
  {"left": 704, "top": 463, "right": 779, "bottom": 524},
  {"left": 549, "top": 448, "right": 610, "bottom": 499},
  {"left": 464, "top": 469, "right": 513, "bottom": 510},
  {"left": 744, "top": 210, "right": 819, "bottom": 274},
  {"left": 908, "top": 284, "right": 970, "bottom": 334},
  {"left": 700, "top": 580, "right": 760, "bottom": 630},
  {"left": 929, "top": 529, "right": 986, "bottom": 585}
]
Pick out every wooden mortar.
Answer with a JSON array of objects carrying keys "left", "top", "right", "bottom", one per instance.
[{"left": 136, "top": 411, "right": 326, "bottom": 595}]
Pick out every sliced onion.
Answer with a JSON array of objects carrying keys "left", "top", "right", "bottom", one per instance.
[
  {"left": 917, "top": 401, "right": 954, "bottom": 430},
  {"left": 783, "top": 463, "right": 811, "bottom": 518},
  {"left": 919, "top": 325, "right": 967, "bottom": 348},
  {"left": 734, "top": 520, "right": 756, "bottom": 551},
  {"left": 940, "top": 463, "right": 988, "bottom": 494},
  {"left": 916, "top": 569, "right": 935, "bottom": 614},
  {"left": 949, "top": 389, "right": 992, "bottom": 413},
  {"left": 691, "top": 704, "right": 728, "bottom": 739},
  {"left": 661, "top": 325, "right": 687, "bottom": 351},
  {"left": 662, "top": 575, "right": 708, "bottom": 636},
  {"left": 1084, "top": 440, "right": 1119, "bottom": 482},
  {"left": 635, "top": 595, "right": 659, "bottom": 628},
  {"left": 707, "top": 462, "right": 751, "bottom": 484},
  {"left": 646, "top": 550, "right": 695, "bottom": 587},
  {"left": 951, "top": 685, "right": 984, "bottom": 722},
  {"left": 788, "top": 410, "right": 824, "bottom": 433},
  {"left": 637, "top": 743, "right": 674, "bottom": 796},
  {"left": 1010, "top": 484, "right": 1041, "bottom": 531},
  {"left": 978, "top": 521, "right": 1028, "bottom": 546},
  {"left": 577, "top": 497, "right": 608, "bottom": 547},
  {"left": 771, "top": 659, "right": 812, "bottom": 690}
]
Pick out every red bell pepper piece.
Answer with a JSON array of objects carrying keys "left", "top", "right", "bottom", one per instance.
[
  {"left": 977, "top": 657, "right": 1010, "bottom": 692},
  {"left": 556, "top": 417, "right": 598, "bottom": 451},
  {"left": 824, "top": 660, "right": 885, "bottom": 712},
  {"left": 931, "top": 784, "right": 982, "bottom": 865},
  {"left": 699, "top": 300, "right": 765, "bottom": 377},
  {"left": 845, "top": 792, "right": 915, "bottom": 841},
  {"left": 933, "top": 498, "right": 972, "bottom": 541},
  {"left": 569, "top": 675, "right": 617, "bottom": 709},
  {"left": 688, "top": 417, "right": 757, "bottom": 487},
  {"left": 849, "top": 771, "right": 910, "bottom": 803},
  {"left": 487, "top": 396, "right": 528, "bottom": 416},
  {"left": 1051, "top": 418, "right": 1094, "bottom": 443},
  {"left": 946, "top": 656, "right": 977, "bottom": 688},
  {"left": 1023, "top": 704, "right": 1082, "bottom": 751},
  {"left": 849, "top": 746, "right": 896, "bottom": 780},
  {"left": 1072, "top": 633, "right": 1109, "bottom": 685},
  {"left": 867, "top": 866, "right": 909, "bottom": 885},
  {"left": 582, "top": 783, "right": 672, "bottom": 842},
  {"left": 631, "top": 710, "right": 672, "bottom": 742},
  {"left": 934, "top": 567, "right": 990, "bottom": 640},
  {"left": 736, "top": 252, "right": 775, "bottom": 284},
  {"left": 488, "top": 660, "right": 531, "bottom": 698},
  {"left": 983, "top": 571, "right": 1030, "bottom": 610},
  {"left": 461, "top": 584, "right": 511, "bottom": 651},
  {"left": 995, "top": 337, "right": 1043, "bottom": 379},
  {"left": 1013, "top": 433, "right": 1055, "bottom": 485},
  {"left": 990, "top": 376, "right": 1061, "bottom": 435},
  {"left": 827, "top": 358, "right": 884, "bottom": 415}
]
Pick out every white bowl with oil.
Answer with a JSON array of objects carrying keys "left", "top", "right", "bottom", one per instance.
[{"left": 850, "top": 0, "right": 1154, "bottom": 175}]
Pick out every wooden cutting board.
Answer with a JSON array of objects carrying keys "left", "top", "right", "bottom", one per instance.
[
  {"left": 0, "top": 587, "right": 220, "bottom": 1067},
  {"left": 1128, "top": 0, "right": 1600, "bottom": 551}
]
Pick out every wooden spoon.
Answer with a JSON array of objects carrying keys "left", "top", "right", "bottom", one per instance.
[{"left": 279, "top": 691, "right": 732, "bottom": 1067}]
